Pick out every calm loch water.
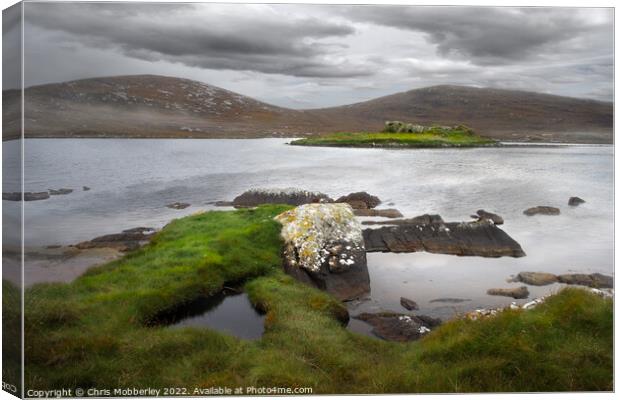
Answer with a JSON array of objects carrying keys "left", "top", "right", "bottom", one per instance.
[{"left": 3, "top": 138, "right": 614, "bottom": 327}]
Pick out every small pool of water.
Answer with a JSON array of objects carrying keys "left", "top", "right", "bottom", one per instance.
[{"left": 154, "top": 291, "right": 265, "bottom": 340}]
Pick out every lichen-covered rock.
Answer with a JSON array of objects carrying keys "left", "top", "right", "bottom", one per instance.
[
  {"left": 275, "top": 203, "right": 370, "bottom": 301},
  {"left": 233, "top": 188, "right": 332, "bottom": 208},
  {"left": 335, "top": 191, "right": 381, "bottom": 209}
]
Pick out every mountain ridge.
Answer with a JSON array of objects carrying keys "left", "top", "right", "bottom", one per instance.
[{"left": 2, "top": 74, "right": 613, "bottom": 143}]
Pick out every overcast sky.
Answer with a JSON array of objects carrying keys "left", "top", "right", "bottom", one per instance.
[{"left": 4, "top": 2, "right": 614, "bottom": 108}]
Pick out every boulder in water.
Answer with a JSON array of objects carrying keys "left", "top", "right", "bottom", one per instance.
[
  {"left": 568, "top": 197, "right": 586, "bottom": 206},
  {"left": 335, "top": 191, "right": 381, "bottom": 209},
  {"left": 233, "top": 188, "right": 332, "bottom": 208},
  {"left": 523, "top": 206, "right": 560, "bottom": 216},
  {"left": 354, "top": 312, "right": 441, "bottom": 341}
]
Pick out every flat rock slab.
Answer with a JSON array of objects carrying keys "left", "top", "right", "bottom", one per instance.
[
  {"left": 558, "top": 273, "right": 613, "bottom": 288},
  {"left": 363, "top": 220, "right": 525, "bottom": 258},
  {"left": 487, "top": 286, "right": 530, "bottom": 299},
  {"left": 354, "top": 312, "right": 441, "bottom": 342},
  {"left": 523, "top": 206, "right": 560, "bottom": 216},
  {"left": 362, "top": 214, "right": 444, "bottom": 226},
  {"left": 49, "top": 188, "right": 73, "bottom": 195},
  {"left": 75, "top": 227, "right": 156, "bottom": 252},
  {"left": 511, "top": 271, "right": 613, "bottom": 288},
  {"left": 3, "top": 191, "right": 51, "bottom": 201},
  {"left": 512, "top": 271, "right": 558, "bottom": 286},
  {"left": 354, "top": 208, "right": 403, "bottom": 218}
]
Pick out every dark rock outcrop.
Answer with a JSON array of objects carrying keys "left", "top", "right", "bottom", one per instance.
[
  {"left": 275, "top": 204, "right": 370, "bottom": 301},
  {"left": 336, "top": 192, "right": 381, "bottom": 209},
  {"left": 523, "top": 206, "right": 560, "bottom": 216},
  {"left": 75, "top": 227, "right": 156, "bottom": 252},
  {"left": 167, "top": 202, "right": 190, "bottom": 209},
  {"left": 234, "top": 188, "right": 332, "bottom": 208},
  {"left": 354, "top": 209, "right": 403, "bottom": 218},
  {"left": 3, "top": 191, "right": 51, "bottom": 201},
  {"left": 487, "top": 286, "right": 529, "bottom": 299},
  {"left": 49, "top": 188, "right": 73, "bottom": 195},
  {"left": 362, "top": 214, "right": 444, "bottom": 226},
  {"left": 83, "top": 186, "right": 91, "bottom": 191},
  {"left": 512, "top": 271, "right": 558, "bottom": 286},
  {"left": 363, "top": 219, "right": 525, "bottom": 258},
  {"left": 558, "top": 273, "right": 613, "bottom": 288},
  {"left": 400, "top": 297, "right": 419, "bottom": 311},
  {"left": 354, "top": 312, "right": 441, "bottom": 342},
  {"left": 568, "top": 197, "right": 586, "bottom": 206},
  {"left": 474, "top": 209, "right": 504, "bottom": 225}
]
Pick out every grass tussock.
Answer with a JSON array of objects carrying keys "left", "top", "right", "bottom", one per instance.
[
  {"left": 18, "top": 205, "right": 612, "bottom": 393},
  {"left": 290, "top": 126, "right": 497, "bottom": 148}
]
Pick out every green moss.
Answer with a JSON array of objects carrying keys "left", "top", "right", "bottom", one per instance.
[
  {"left": 22, "top": 205, "right": 612, "bottom": 393},
  {"left": 290, "top": 127, "right": 496, "bottom": 148}
]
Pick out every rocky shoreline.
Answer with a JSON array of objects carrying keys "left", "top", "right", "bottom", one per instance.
[{"left": 25, "top": 187, "right": 613, "bottom": 342}]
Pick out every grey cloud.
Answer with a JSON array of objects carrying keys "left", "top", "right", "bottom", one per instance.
[
  {"left": 24, "top": 2, "right": 368, "bottom": 78},
  {"left": 346, "top": 6, "right": 612, "bottom": 65}
]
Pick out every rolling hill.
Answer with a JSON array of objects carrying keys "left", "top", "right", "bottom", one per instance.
[{"left": 2, "top": 75, "right": 613, "bottom": 143}]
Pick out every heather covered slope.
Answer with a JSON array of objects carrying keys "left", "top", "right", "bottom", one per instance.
[
  {"left": 310, "top": 85, "right": 613, "bottom": 143},
  {"left": 3, "top": 75, "right": 613, "bottom": 142}
]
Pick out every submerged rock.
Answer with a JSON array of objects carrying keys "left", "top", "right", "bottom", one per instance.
[
  {"left": 213, "top": 200, "right": 234, "bottom": 207},
  {"left": 49, "top": 188, "right": 73, "bottom": 195},
  {"left": 474, "top": 209, "right": 504, "bottom": 225},
  {"left": 568, "top": 197, "right": 586, "bottom": 206},
  {"left": 234, "top": 188, "right": 332, "bottom": 208},
  {"left": 429, "top": 298, "right": 471, "bottom": 304},
  {"left": 557, "top": 273, "right": 613, "bottom": 288},
  {"left": 275, "top": 203, "right": 370, "bottom": 301},
  {"left": 354, "top": 208, "right": 403, "bottom": 218},
  {"left": 75, "top": 227, "right": 156, "bottom": 252},
  {"left": 363, "top": 219, "right": 525, "bottom": 258},
  {"left": 83, "top": 186, "right": 91, "bottom": 191},
  {"left": 400, "top": 297, "right": 419, "bottom": 311},
  {"left": 523, "top": 206, "right": 560, "bottom": 216},
  {"left": 3, "top": 191, "right": 51, "bottom": 201},
  {"left": 167, "top": 202, "right": 190, "bottom": 209},
  {"left": 354, "top": 312, "right": 441, "bottom": 342},
  {"left": 487, "top": 286, "right": 529, "bottom": 299},
  {"left": 335, "top": 192, "right": 381, "bottom": 209},
  {"left": 512, "top": 271, "right": 558, "bottom": 286}
]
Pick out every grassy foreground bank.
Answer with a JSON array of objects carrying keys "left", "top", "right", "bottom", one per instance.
[
  {"left": 15, "top": 205, "right": 612, "bottom": 393},
  {"left": 290, "top": 127, "right": 496, "bottom": 148}
]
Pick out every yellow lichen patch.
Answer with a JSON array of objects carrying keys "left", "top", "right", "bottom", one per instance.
[{"left": 274, "top": 203, "right": 364, "bottom": 272}]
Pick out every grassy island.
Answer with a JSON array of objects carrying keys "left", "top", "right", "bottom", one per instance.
[
  {"left": 290, "top": 123, "right": 497, "bottom": 148},
  {"left": 9, "top": 205, "right": 612, "bottom": 393}
]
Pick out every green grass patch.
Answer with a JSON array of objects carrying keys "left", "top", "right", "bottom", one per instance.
[
  {"left": 290, "top": 126, "right": 497, "bottom": 148},
  {"left": 19, "top": 205, "right": 612, "bottom": 393}
]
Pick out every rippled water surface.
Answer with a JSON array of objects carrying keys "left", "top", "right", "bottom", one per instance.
[{"left": 3, "top": 138, "right": 613, "bottom": 319}]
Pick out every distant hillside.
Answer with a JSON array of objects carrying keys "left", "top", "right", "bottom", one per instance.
[
  {"left": 309, "top": 85, "right": 613, "bottom": 143},
  {"left": 2, "top": 75, "right": 613, "bottom": 143}
]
